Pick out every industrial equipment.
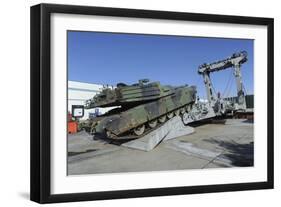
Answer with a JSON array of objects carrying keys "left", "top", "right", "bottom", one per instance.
[
  {"left": 68, "top": 112, "right": 78, "bottom": 134},
  {"left": 198, "top": 51, "right": 248, "bottom": 115}
]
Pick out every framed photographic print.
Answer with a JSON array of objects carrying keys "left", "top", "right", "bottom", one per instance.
[{"left": 30, "top": 3, "right": 274, "bottom": 203}]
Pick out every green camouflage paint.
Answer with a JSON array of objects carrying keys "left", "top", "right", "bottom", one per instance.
[{"left": 85, "top": 79, "right": 196, "bottom": 139}]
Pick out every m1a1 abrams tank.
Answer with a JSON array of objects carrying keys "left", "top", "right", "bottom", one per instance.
[{"left": 85, "top": 79, "right": 197, "bottom": 139}]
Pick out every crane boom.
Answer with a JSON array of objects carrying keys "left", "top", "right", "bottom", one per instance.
[
  {"left": 198, "top": 51, "right": 248, "bottom": 113},
  {"left": 198, "top": 51, "right": 247, "bottom": 74}
]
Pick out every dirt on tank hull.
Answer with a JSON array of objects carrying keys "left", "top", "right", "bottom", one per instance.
[{"left": 85, "top": 79, "right": 196, "bottom": 139}]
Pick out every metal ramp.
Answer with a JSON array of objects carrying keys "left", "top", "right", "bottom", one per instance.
[{"left": 121, "top": 116, "right": 194, "bottom": 151}]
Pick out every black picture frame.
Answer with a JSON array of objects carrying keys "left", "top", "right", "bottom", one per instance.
[{"left": 30, "top": 3, "right": 274, "bottom": 204}]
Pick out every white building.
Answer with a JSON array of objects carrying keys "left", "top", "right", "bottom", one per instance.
[{"left": 68, "top": 81, "right": 113, "bottom": 120}]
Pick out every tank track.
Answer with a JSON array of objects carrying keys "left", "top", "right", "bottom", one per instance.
[{"left": 100, "top": 102, "right": 194, "bottom": 140}]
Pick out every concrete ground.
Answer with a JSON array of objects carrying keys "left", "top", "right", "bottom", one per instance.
[{"left": 67, "top": 119, "right": 253, "bottom": 175}]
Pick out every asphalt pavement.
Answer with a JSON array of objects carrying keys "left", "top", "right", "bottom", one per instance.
[{"left": 67, "top": 119, "right": 254, "bottom": 175}]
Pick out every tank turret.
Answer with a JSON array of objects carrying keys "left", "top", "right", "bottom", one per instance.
[{"left": 85, "top": 79, "right": 175, "bottom": 108}]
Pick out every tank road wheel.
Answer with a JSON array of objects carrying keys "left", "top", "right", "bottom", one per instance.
[
  {"left": 182, "top": 112, "right": 191, "bottom": 125},
  {"left": 185, "top": 104, "right": 191, "bottom": 112},
  {"left": 106, "top": 130, "right": 115, "bottom": 139},
  {"left": 167, "top": 112, "right": 174, "bottom": 119},
  {"left": 133, "top": 125, "right": 145, "bottom": 136},
  {"left": 148, "top": 120, "right": 157, "bottom": 128},
  {"left": 158, "top": 115, "right": 167, "bottom": 123},
  {"left": 174, "top": 109, "right": 180, "bottom": 116},
  {"left": 180, "top": 107, "right": 186, "bottom": 114},
  {"left": 90, "top": 127, "right": 95, "bottom": 135}
]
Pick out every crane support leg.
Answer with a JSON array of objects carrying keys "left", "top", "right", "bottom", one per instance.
[
  {"left": 203, "top": 72, "right": 216, "bottom": 105},
  {"left": 233, "top": 64, "right": 246, "bottom": 110}
]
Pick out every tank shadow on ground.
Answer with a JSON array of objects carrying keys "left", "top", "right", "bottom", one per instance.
[
  {"left": 203, "top": 139, "right": 254, "bottom": 167},
  {"left": 68, "top": 149, "right": 97, "bottom": 157},
  {"left": 242, "top": 119, "right": 254, "bottom": 123},
  {"left": 188, "top": 117, "right": 227, "bottom": 127},
  {"left": 93, "top": 135, "right": 135, "bottom": 146}
]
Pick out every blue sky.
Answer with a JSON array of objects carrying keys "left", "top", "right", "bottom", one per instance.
[{"left": 68, "top": 31, "right": 253, "bottom": 98}]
